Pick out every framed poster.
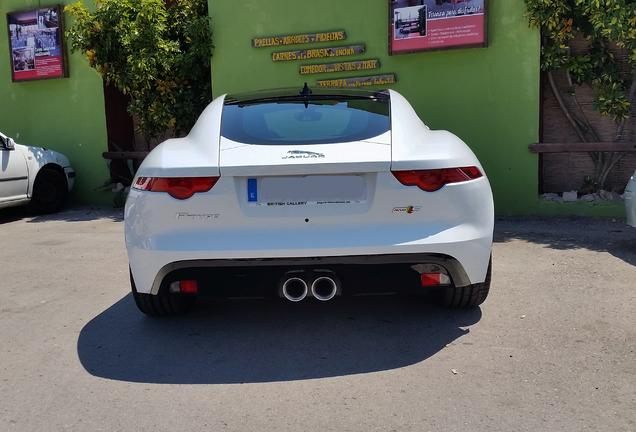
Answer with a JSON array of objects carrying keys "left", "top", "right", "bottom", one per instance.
[
  {"left": 6, "top": 5, "right": 68, "bottom": 82},
  {"left": 389, "top": 0, "right": 487, "bottom": 55}
]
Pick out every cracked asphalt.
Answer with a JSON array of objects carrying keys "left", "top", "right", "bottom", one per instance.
[{"left": 1, "top": 206, "right": 635, "bottom": 431}]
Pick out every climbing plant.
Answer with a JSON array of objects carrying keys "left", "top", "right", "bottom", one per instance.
[
  {"left": 524, "top": 0, "right": 636, "bottom": 190},
  {"left": 65, "top": 0, "right": 213, "bottom": 147}
]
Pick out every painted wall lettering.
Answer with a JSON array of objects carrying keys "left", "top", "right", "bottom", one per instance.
[
  {"left": 271, "top": 45, "right": 365, "bottom": 62},
  {"left": 299, "top": 59, "right": 380, "bottom": 75},
  {"left": 315, "top": 74, "right": 397, "bottom": 87},
  {"left": 252, "top": 31, "right": 345, "bottom": 48}
]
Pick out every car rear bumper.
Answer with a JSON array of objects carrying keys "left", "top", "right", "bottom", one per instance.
[
  {"left": 125, "top": 174, "right": 494, "bottom": 295},
  {"left": 64, "top": 167, "right": 75, "bottom": 191},
  {"left": 138, "top": 252, "right": 477, "bottom": 297},
  {"left": 127, "top": 226, "right": 492, "bottom": 296}
]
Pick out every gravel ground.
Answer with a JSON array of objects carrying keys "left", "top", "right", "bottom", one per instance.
[{"left": 1, "top": 206, "right": 635, "bottom": 431}]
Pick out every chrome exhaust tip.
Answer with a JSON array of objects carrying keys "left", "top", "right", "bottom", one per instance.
[
  {"left": 311, "top": 276, "right": 338, "bottom": 301},
  {"left": 282, "top": 277, "right": 308, "bottom": 302}
]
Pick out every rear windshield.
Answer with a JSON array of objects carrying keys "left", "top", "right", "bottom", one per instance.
[{"left": 221, "top": 98, "right": 390, "bottom": 145}]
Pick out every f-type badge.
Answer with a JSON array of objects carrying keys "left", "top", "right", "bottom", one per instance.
[{"left": 283, "top": 150, "right": 325, "bottom": 159}]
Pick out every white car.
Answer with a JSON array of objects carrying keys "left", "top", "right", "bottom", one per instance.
[
  {"left": 625, "top": 169, "right": 636, "bottom": 227},
  {"left": 125, "top": 86, "right": 494, "bottom": 315},
  {"left": 0, "top": 132, "right": 75, "bottom": 214}
]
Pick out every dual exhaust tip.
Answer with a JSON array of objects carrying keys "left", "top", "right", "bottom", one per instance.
[{"left": 281, "top": 271, "right": 340, "bottom": 302}]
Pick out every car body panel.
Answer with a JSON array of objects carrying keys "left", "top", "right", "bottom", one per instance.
[
  {"left": 0, "top": 131, "right": 75, "bottom": 211},
  {"left": 219, "top": 135, "right": 391, "bottom": 177},
  {"left": 137, "top": 96, "right": 224, "bottom": 179},
  {"left": 389, "top": 90, "right": 485, "bottom": 171},
  {"left": 0, "top": 141, "right": 29, "bottom": 206},
  {"left": 126, "top": 174, "right": 492, "bottom": 294}
]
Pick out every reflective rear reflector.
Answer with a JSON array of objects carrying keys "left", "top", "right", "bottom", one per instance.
[
  {"left": 180, "top": 280, "right": 198, "bottom": 293},
  {"left": 421, "top": 273, "right": 442, "bottom": 286},
  {"left": 392, "top": 167, "right": 482, "bottom": 192},
  {"left": 169, "top": 280, "right": 198, "bottom": 294},
  {"left": 133, "top": 176, "right": 220, "bottom": 199}
]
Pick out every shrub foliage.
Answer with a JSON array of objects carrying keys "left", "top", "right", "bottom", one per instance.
[{"left": 66, "top": 0, "right": 213, "bottom": 144}]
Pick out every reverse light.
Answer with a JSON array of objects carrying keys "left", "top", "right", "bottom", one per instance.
[
  {"left": 392, "top": 167, "right": 482, "bottom": 192},
  {"left": 133, "top": 176, "right": 219, "bottom": 199}
]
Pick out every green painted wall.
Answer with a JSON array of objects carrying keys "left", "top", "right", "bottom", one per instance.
[
  {"left": 0, "top": 0, "right": 625, "bottom": 216},
  {"left": 0, "top": 0, "right": 111, "bottom": 205},
  {"left": 207, "top": 0, "right": 559, "bottom": 216}
]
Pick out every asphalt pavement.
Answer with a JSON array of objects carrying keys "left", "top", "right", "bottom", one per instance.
[{"left": 1, "top": 206, "right": 635, "bottom": 431}]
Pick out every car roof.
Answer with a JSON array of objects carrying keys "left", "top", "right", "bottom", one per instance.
[{"left": 224, "top": 85, "right": 390, "bottom": 105}]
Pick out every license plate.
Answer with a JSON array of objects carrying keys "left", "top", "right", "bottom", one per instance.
[{"left": 248, "top": 175, "right": 366, "bottom": 204}]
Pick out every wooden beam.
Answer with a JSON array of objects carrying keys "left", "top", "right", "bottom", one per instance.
[
  {"left": 102, "top": 151, "right": 149, "bottom": 160},
  {"left": 528, "top": 142, "right": 636, "bottom": 153}
]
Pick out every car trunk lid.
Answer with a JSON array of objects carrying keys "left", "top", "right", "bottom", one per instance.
[{"left": 219, "top": 133, "right": 391, "bottom": 176}]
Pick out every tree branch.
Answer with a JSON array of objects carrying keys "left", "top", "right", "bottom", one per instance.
[
  {"left": 547, "top": 70, "right": 589, "bottom": 143},
  {"left": 613, "top": 81, "right": 636, "bottom": 142},
  {"left": 597, "top": 151, "right": 628, "bottom": 190},
  {"left": 565, "top": 70, "right": 601, "bottom": 141}
]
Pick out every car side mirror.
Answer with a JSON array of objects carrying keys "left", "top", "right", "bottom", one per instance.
[{"left": 5, "top": 137, "right": 15, "bottom": 150}]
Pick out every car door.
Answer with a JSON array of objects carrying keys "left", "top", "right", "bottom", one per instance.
[{"left": 0, "top": 136, "right": 29, "bottom": 206}]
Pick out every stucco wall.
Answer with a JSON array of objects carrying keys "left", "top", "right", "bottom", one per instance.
[
  {"left": 0, "top": 0, "right": 111, "bottom": 205},
  {"left": 208, "top": 0, "right": 543, "bottom": 215}
]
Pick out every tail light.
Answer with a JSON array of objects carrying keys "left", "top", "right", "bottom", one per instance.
[
  {"left": 391, "top": 167, "right": 482, "bottom": 192},
  {"left": 133, "top": 176, "right": 219, "bottom": 199}
]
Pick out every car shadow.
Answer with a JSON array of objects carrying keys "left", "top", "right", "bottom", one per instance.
[
  {"left": 0, "top": 205, "right": 123, "bottom": 224},
  {"left": 494, "top": 216, "right": 636, "bottom": 266},
  {"left": 77, "top": 294, "right": 482, "bottom": 384}
]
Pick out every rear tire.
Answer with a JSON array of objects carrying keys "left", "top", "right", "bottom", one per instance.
[
  {"left": 429, "top": 258, "right": 491, "bottom": 308},
  {"left": 27, "top": 168, "right": 68, "bottom": 215},
  {"left": 130, "top": 269, "right": 196, "bottom": 316}
]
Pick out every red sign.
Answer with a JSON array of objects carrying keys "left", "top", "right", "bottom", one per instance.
[
  {"left": 7, "top": 5, "right": 68, "bottom": 82},
  {"left": 390, "top": 0, "right": 487, "bottom": 55}
]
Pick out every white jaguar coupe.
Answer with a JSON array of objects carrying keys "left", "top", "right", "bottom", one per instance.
[{"left": 125, "top": 85, "right": 494, "bottom": 315}]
